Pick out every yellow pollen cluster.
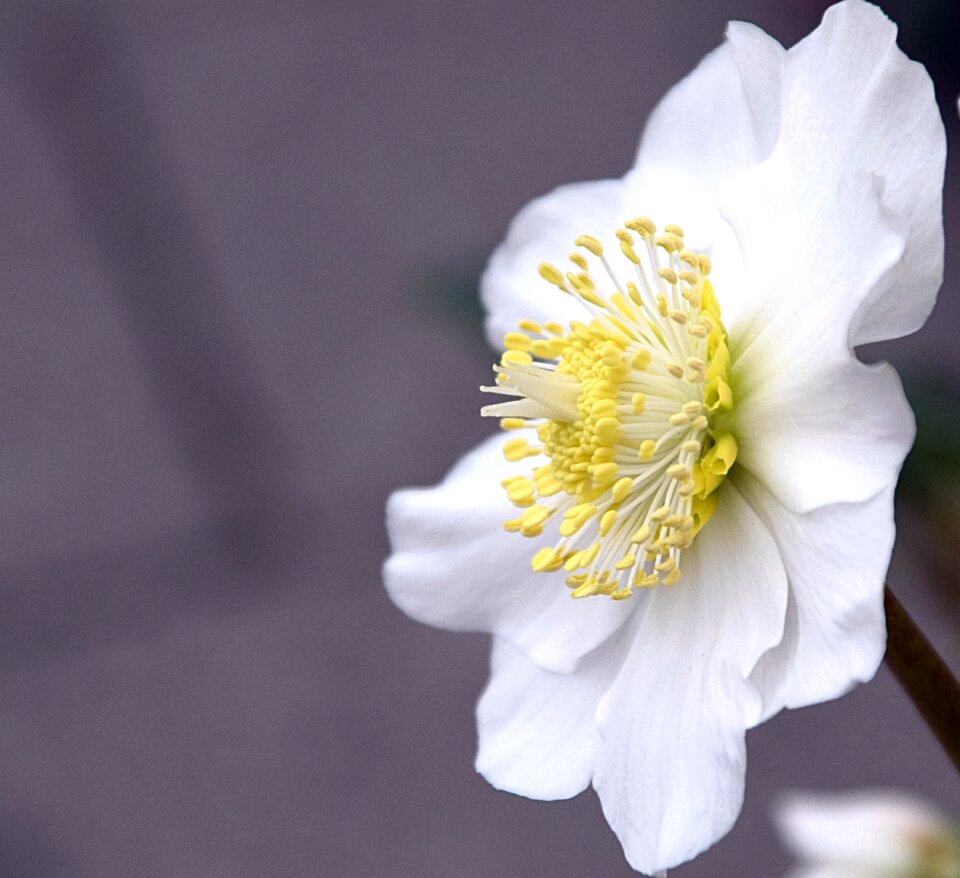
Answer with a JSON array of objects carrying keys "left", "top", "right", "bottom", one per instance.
[{"left": 481, "top": 218, "right": 737, "bottom": 600}]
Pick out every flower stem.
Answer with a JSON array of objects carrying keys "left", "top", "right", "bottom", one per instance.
[{"left": 884, "top": 586, "right": 960, "bottom": 774}]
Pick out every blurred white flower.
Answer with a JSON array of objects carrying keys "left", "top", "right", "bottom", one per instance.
[
  {"left": 777, "top": 790, "right": 960, "bottom": 878},
  {"left": 384, "top": 1, "right": 944, "bottom": 873}
]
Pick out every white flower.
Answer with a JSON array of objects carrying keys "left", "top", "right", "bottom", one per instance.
[
  {"left": 383, "top": 1, "right": 945, "bottom": 873},
  {"left": 777, "top": 790, "right": 960, "bottom": 878}
]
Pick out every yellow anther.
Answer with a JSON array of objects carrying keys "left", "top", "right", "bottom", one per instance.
[
  {"left": 591, "top": 446, "right": 616, "bottom": 464},
  {"left": 667, "top": 464, "right": 691, "bottom": 480},
  {"left": 678, "top": 479, "right": 697, "bottom": 497},
  {"left": 600, "top": 348, "right": 623, "bottom": 367},
  {"left": 504, "top": 332, "right": 532, "bottom": 352},
  {"left": 687, "top": 324, "right": 708, "bottom": 338},
  {"left": 500, "top": 418, "right": 527, "bottom": 430},
  {"left": 686, "top": 356, "right": 706, "bottom": 372},
  {"left": 664, "top": 224, "right": 684, "bottom": 237},
  {"left": 611, "top": 477, "right": 633, "bottom": 503},
  {"left": 574, "top": 271, "right": 595, "bottom": 290},
  {"left": 575, "top": 235, "right": 604, "bottom": 256},
  {"left": 619, "top": 238, "right": 640, "bottom": 265},
  {"left": 669, "top": 412, "right": 690, "bottom": 426},
  {"left": 571, "top": 579, "right": 600, "bottom": 599},
  {"left": 521, "top": 505, "right": 550, "bottom": 529},
  {"left": 506, "top": 478, "right": 536, "bottom": 506},
  {"left": 563, "top": 550, "right": 585, "bottom": 572},
  {"left": 610, "top": 588, "right": 633, "bottom": 601},
  {"left": 595, "top": 416, "right": 621, "bottom": 442},
  {"left": 580, "top": 543, "right": 600, "bottom": 566},
  {"left": 636, "top": 572, "right": 660, "bottom": 588},
  {"left": 669, "top": 310, "right": 688, "bottom": 324},
  {"left": 679, "top": 270, "right": 698, "bottom": 285},
  {"left": 651, "top": 505, "right": 673, "bottom": 522},
  {"left": 657, "top": 294, "right": 668, "bottom": 316},
  {"left": 682, "top": 400, "right": 703, "bottom": 416},
  {"left": 691, "top": 415, "right": 709, "bottom": 430},
  {"left": 655, "top": 557, "right": 676, "bottom": 574},
  {"left": 658, "top": 268, "right": 678, "bottom": 285},
  {"left": 681, "top": 439, "right": 702, "bottom": 454},
  {"left": 666, "top": 362, "right": 684, "bottom": 379},
  {"left": 503, "top": 437, "right": 538, "bottom": 461},
  {"left": 698, "top": 254, "right": 712, "bottom": 275},
  {"left": 631, "top": 392, "right": 646, "bottom": 414},
  {"left": 531, "top": 547, "right": 562, "bottom": 573},
  {"left": 599, "top": 508, "right": 618, "bottom": 536},
  {"left": 591, "top": 461, "right": 619, "bottom": 485},
  {"left": 639, "top": 440, "right": 656, "bottom": 461},
  {"left": 530, "top": 339, "right": 556, "bottom": 358},
  {"left": 678, "top": 249, "right": 699, "bottom": 266},
  {"left": 503, "top": 518, "right": 522, "bottom": 533},
  {"left": 656, "top": 233, "right": 682, "bottom": 253},
  {"left": 538, "top": 261, "right": 566, "bottom": 287},
  {"left": 569, "top": 252, "right": 589, "bottom": 271},
  {"left": 632, "top": 349, "right": 652, "bottom": 370},
  {"left": 662, "top": 567, "right": 682, "bottom": 585},
  {"left": 502, "top": 349, "right": 533, "bottom": 366},
  {"left": 626, "top": 216, "right": 656, "bottom": 237},
  {"left": 614, "top": 553, "right": 636, "bottom": 570},
  {"left": 518, "top": 319, "right": 541, "bottom": 333},
  {"left": 591, "top": 395, "right": 616, "bottom": 415},
  {"left": 632, "top": 524, "right": 651, "bottom": 544},
  {"left": 544, "top": 321, "right": 565, "bottom": 335}
]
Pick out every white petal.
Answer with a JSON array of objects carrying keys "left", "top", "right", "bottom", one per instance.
[
  {"left": 635, "top": 27, "right": 782, "bottom": 192},
  {"left": 384, "top": 434, "right": 633, "bottom": 673},
  {"left": 736, "top": 355, "right": 913, "bottom": 514},
  {"left": 721, "top": 0, "right": 943, "bottom": 348},
  {"left": 475, "top": 631, "right": 630, "bottom": 800},
  {"left": 479, "top": 179, "right": 624, "bottom": 348},
  {"left": 738, "top": 473, "right": 890, "bottom": 717},
  {"left": 592, "top": 483, "right": 788, "bottom": 873},
  {"left": 776, "top": 790, "right": 956, "bottom": 871},
  {"left": 627, "top": 26, "right": 784, "bottom": 329},
  {"left": 730, "top": 172, "right": 914, "bottom": 513},
  {"left": 786, "top": 0, "right": 944, "bottom": 345}
]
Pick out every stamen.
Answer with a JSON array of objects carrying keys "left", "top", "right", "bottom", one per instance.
[{"left": 482, "top": 219, "right": 736, "bottom": 599}]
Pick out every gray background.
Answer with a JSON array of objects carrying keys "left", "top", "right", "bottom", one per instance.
[{"left": 0, "top": 0, "right": 958, "bottom": 875}]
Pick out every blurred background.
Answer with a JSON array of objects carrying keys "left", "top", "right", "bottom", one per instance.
[{"left": 0, "top": 0, "right": 957, "bottom": 875}]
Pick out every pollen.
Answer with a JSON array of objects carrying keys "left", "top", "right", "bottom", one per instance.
[{"left": 481, "top": 219, "right": 736, "bottom": 599}]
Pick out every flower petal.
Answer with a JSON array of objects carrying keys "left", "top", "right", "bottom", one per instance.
[
  {"left": 729, "top": 171, "right": 914, "bottom": 513},
  {"left": 635, "top": 25, "right": 782, "bottom": 194},
  {"left": 786, "top": 0, "right": 944, "bottom": 346},
  {"left": 475, "top": 631, "right": 631, "bottom": 800},
  {"left": 737, "top": 472, "right": 890, "bottom": 718},
  {"left": 592, "top": 483, "right": 787, "bottom": 873},
  {"left": 721, "top": 0, "right": 943, "bottom": 348},
  {"left": 384, "top": 434, "right": 634, "bottom": 673},
  {"left": 776, "top": 790, "right": 956, "bottom": 871},
  {"left": 480, "top": 179, "right": 624, "bottom": 348}
]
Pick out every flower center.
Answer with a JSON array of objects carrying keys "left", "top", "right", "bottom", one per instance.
[{"left": 482, "top": 219, "right": 737, "bottom": 600}]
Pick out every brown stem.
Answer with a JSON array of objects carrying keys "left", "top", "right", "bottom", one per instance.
[{"left": 884, "top": 586, "right": 960, "bottom": 774}]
